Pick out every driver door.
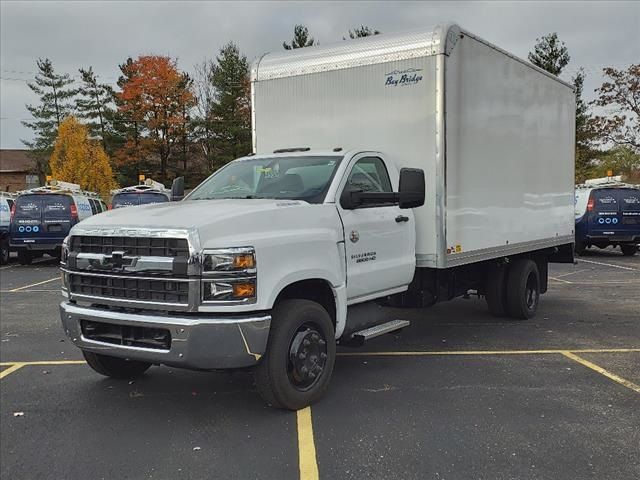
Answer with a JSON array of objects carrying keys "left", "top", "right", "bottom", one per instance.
[{"left": 336, "top": 155, "right": 415, "bottom": 302}]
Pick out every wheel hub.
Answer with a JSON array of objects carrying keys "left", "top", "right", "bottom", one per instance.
[{"left": 288, "top": 325, "right": 328, "bottom": 391}]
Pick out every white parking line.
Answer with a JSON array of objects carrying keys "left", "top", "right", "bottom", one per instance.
[
  {"left": 578, "top": 258, "right": 638, "bottom": 272},
  {"left": 9, "top": 277, "right": 60, "bottom": 292}
]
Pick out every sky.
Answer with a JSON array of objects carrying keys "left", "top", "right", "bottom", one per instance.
[{"left": 1, "top": 0, "right": 638, "bottom": 149}]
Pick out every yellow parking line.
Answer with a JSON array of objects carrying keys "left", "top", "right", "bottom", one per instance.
[
  {"left": 0, "top": 363, "right": 24, "bottom": 380},
  {"left": 297, "top": 407, "right": 319, "bottom": 480},
  {"left": 0, "top": 360, "right": 85, "bottom": 367},
  {"left": 9, "top": 276, "right": 60, "bottom": 292},
  {"left": 338, "top": 348, "right": 640, "bottom": 357},
  {"left": 561, "top": 351, "right": 640, "bottom": 394}
]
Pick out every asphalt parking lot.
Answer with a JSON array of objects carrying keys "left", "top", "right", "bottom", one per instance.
[{"left": 1, "top": 249, "right": 639, "bottom": 479}]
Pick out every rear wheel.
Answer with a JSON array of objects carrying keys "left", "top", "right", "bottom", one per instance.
[
  {"left": 506, "top": 259, "right": 540, "bottom": 320},
  {"left": 0, "top": 237, "right": 9, "bottom": 265},
  {"left": 17, "top": 250, "right": 32, "bottom": 265},
  {"left": 82, "top": 351, "right": 151, "bottom": 379},
  {"left": 254, "top": 299, "right": 336, "bottom": 410},
  {"left": 621, "top": 244, "right": 638, "bottom": 256},
  {"left": 574, "top": 241, "right": 586, "bottom": 256},
  {"left": 485, "top": 263, "right": 508, "bottom": 317}
]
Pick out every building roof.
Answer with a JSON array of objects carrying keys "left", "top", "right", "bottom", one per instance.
[{"left": 0, "top": 149, "right": 35, "bottom": 173}]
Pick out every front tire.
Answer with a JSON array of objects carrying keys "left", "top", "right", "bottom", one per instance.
[
  {"left": 254, "top": 299, "right": 336, "bottom": 410},
  {"left": 82, "top": 351, "right": 151, "bottom": 379},
  {"left": 506, "top": 259, "right": 540, "bottom": 320},
  {"left": 621, "top": 244, "right": 638, "bottom": 256}
]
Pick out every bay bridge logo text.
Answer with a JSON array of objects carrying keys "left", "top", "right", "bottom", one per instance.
[{"left": 385, "top": 68, "right": 423, "bottom": 87}]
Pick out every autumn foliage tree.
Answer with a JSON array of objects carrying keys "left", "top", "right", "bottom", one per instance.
[
  {"left": 116, "top": 56, "right": 196, "bottom": 181},
  {"left": 49, "top": 116, "right": 117, "bottom": 197}
]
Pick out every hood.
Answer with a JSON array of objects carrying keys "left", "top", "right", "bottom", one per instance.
[{"left": 71, "top": 198, "right": 342, "bottom": 249}]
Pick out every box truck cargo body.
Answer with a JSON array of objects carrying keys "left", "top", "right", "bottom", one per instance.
[
  {"left": 252, "top": 24, "right": 576, "bottom": 269},
  {"left": 59, "top": 24, "right": 576, "bottom": 409}
]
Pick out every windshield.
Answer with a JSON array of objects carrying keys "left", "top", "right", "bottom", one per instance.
[
  {"left": 187, "top": 156, "right": 343, "bottom": 204},
  {"left": 112, "top": 192, "right": 169, "bottom": 209}
]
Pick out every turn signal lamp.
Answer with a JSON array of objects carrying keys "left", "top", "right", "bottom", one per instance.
[
  {"left": 233, "top": 254, "right": 255, "bottom": 269},
  {"left": 233, "top": 282, "right": 256, "bottom": 298}
]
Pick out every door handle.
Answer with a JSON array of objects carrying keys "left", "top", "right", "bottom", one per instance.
[{"left": 395, "top": 215, "right": 409, "bottom": 223}]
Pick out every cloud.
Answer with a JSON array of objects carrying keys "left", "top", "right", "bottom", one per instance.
[{"left": 1, "top": 0, "right": 638, "bottom": 148}]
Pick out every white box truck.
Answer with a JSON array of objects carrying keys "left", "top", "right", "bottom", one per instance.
[{"left": 59, "top": 24, "right": 576, "bottom": 409}]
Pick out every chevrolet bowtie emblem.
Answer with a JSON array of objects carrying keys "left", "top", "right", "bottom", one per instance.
[{"left": 349, "top": 230, "right": 359, "bottom": 243}]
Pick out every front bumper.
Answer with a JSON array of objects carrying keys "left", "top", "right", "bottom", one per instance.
[{"left": 59, "top": 301, "right": 271, "bottom": 369}]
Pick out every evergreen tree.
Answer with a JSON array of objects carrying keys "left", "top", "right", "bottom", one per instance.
[
  {"left": 344, "top": 25, "right": 380, "bottom": 40},
  {"left": 573, "top": 68, "right": 597, "bottom": 181},
  {"left": 22, "top": 58, "right": 76, "bottom": 182},
  {"left": 527, "top": 33, "right": 570, "bottom": 76},
  {"left": 75, "top": 66, "right": 116, "bottom": 153},
  {"left": 283, "top": 25, "right": 315, "bottom": 50},
  {"left": 210, "top": 42, "right": 252, "bottom": 167}
]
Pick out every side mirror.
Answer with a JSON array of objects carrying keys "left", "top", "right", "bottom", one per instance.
[
  {"left": 340, "top": 186, "right": 361, "bottom": 210},
  {"left": 171, "top": 176, "right": 185, "bottom": 201},
  {"left": 398, "top": 168, "right": 425, "bottom": 209}
]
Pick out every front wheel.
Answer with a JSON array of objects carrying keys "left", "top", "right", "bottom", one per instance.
[
  {"left": 254, "top": 299, "right": 336, "bottom": 410},
  {"left": 0, "top": 237, "right": 9, "bottom": 265},
  {"left": 620, "top": 244, "right": 638, "bottom": 256},
  {"left": 82, "top": 351, "right": 151, "bottom": 379}
]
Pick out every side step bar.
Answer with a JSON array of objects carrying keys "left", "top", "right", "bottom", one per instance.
[{"left": 351, "top": 319, "right": 410, "bottom": 345}]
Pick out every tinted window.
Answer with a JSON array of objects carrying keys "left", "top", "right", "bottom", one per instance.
[
  {"left": 42, "top": 195, "right": 72, "bottom": 220},
  {"left": 620, "top": 190, "right": 640, "bottom": 212},
  {"left": 594, "top": 190, "right": 618, "bottom": 212},
  {"left": 346, "top": 157, "right": 393, "bottom": 193},
  {"left": 88, "top": 199, "right": 97, "bottom": 215},
  {"left": 112, "top": 192, "right": 169, "bottom": 209},
  {"left": 15, "top": 195, "right": 42, "bottom": 219},
  {"left": 6, "top": 199, "right": 14, "bottom": 209}
]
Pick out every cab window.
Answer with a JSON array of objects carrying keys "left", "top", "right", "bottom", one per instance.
[
  {"left": 346, "top": 157, "right": 393, "bottom": 193},
  {"left": 88, "top": 199, "right": 98, "bottom": 215}
]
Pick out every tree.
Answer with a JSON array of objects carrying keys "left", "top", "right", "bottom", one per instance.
[
  {"left": 75, "top": 66, "right": 116, "bottom": 153},
  {"left": 209, "top": 42, "right": 252, "bottom": 167},
  {"left": 573, "top": 68, "right": 598, "bottom": 181},
  {"left": 116, "top": 55, "right": 196, "bottom": 181},
  {"left": 283, "top": 24, "right": 315, "bottom": 50},
  {"left": 22, "top": 58, "right": 77, "bottom": 182},
  {"left": 192, "top": 59, "right": 217, "bottom": 171},
  {"left": 49, "top": 116, "right": 117, "bottom": 197},
  {"left": 588, "top": 64, "right": 640, "bottom": 151},
  {"left": 344, "top": 25, "right": 380, "bottom": 40},
  {"left": 528, "top": 33, "right": 570, "bottom": 76}
]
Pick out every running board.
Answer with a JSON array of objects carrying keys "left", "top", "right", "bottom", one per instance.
[{"left": 351, "top": 319, "right": 410, "bottom": 344}]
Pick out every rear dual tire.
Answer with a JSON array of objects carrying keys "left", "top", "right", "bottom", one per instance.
[{"left": 485, "top": 259, "right": 540, "bottom": 320}]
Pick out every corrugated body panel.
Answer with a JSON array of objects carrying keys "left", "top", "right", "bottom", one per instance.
[
  {"left": 254, "top": 57, "right": 439, "bottom": 262},
  {"left": 443, "top": 34, "right": 575, "bottom": 265},
  {"left": 253, "top": 24, "right": 458, "bottom": 81}
]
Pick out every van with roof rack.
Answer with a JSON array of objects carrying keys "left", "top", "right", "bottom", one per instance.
[
  {"left": 59, "top": 24, "right": 576, "bottom": 409},
  {"left": 575, "top": 176, "right": 640, "bottom": 256},
  {"left": 110, "top": 177, "right": 172, "bottom": 209},
  {"left": 10, "top": 180, "right": 105, "bottom": 265}
]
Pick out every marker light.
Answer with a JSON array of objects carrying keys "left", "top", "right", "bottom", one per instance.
[{"left": 587, "top": 197, "right": 595, "bottom": 212}]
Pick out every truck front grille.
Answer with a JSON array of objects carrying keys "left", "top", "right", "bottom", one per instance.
[
  {"left": 69, "top": 273, "right": 190, "bottom": 305},
  {"left": 71, "top": 236, "right": 189, "bottom": 258}
]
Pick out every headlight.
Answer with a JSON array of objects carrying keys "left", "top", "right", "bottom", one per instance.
[
  {"left": 201, "top": 247, "right": 257, "bottom": 304},
  {"left": 202, "top": 247, "right": 256, "bottom": 274},
  {"left": 202, "top": 279, "right": 257, "bottom": 303}
]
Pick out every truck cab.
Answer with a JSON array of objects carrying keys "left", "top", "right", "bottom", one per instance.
[
  {"left": 10, "top": 181, "right": 103, "bottom": 264},
  {"left": 575, "top": 178, "right": 640, "bottom": 256}
]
